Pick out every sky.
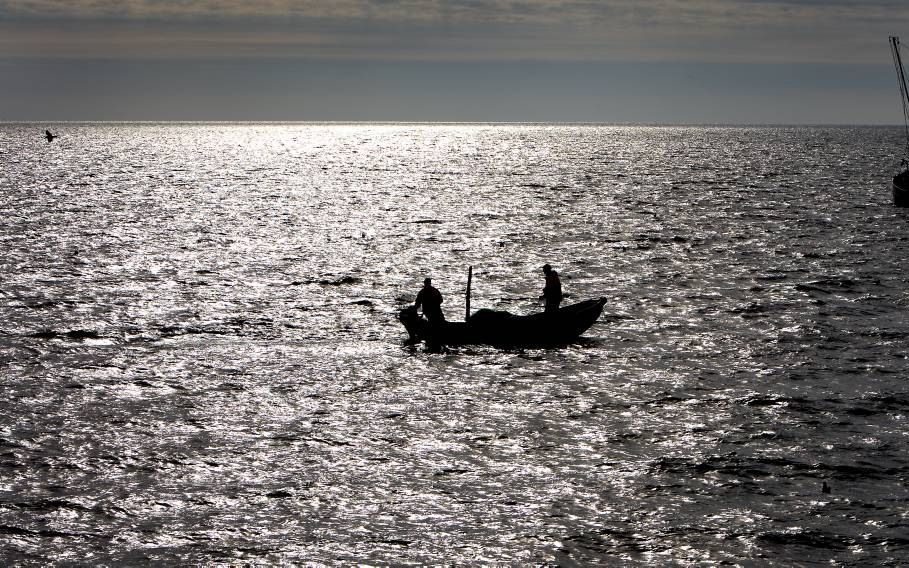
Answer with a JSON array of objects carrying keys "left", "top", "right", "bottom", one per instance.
[{"left": 1, "top": 0, "right": 908, "bottom": 123}]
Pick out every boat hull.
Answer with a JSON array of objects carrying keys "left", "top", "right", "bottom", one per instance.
[
  {"left": 894, "top": 171, "right": 909, "bottom": 207},
  {"left": 400, "top": 298, "right": 606, "bottom": 347}
]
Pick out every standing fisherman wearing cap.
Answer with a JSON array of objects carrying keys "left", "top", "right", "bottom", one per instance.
[
  {"left": 541, "top": 264, "right": 562, "bottom": 313},
  {"left": 414, "top": 277, "right": 445, "bottom": 324}
]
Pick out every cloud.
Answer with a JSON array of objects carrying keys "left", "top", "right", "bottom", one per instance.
[
  {"left": 1, "top": 0, "right": 906, "bottom": 64},
  {"left": 2, "top": 0, "right": 903, "bottom": 25}
]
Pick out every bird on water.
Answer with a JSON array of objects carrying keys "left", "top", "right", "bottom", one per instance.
[{"left": 45, "top": 130, "right": 58, "bottom": 142}]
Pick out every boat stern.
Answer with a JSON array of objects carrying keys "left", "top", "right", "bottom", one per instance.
[{"left": 398, "top": 306, "right": 426, "bottom": 342}]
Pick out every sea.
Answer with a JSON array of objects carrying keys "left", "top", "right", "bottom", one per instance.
[{"left": 1, "top": 123, "right": 908, "bottom": 566}]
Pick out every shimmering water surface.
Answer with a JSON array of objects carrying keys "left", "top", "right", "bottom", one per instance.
[{"left": 2, "top": 123, "right": 909, "bottom": 565}]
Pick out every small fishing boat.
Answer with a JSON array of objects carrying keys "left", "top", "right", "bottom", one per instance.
[
  {"left": 890, "top": 36, "right": 909, "bottom": 206},
  {"left": 400, "top": 297, "right": 607, "bottom": 347}
]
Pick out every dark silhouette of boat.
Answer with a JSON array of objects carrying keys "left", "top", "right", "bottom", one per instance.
[
  {"left": 399, "top": 297, "right": 607, "bottom": 347},
  {"left": 890, "top": 36, "right": 909, "bottom": 206},
  {"left": 896, "top": 170, "right": 909, "bottom": 206}
]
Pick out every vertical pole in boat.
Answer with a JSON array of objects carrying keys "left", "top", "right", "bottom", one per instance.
[{"left": 465, "top": 265, "right": 473, "bottom": 322}]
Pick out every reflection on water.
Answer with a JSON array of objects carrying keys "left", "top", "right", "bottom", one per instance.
[{"left": 1, "top": 123, "right": 908, "bottom": 564}]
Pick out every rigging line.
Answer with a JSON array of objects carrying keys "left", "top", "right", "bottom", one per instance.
[{"left": 891, "top": 37, "right": 909, "bottom": 157}]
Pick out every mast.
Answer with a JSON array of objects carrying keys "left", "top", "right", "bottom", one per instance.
[
  {"left": 890, "top": 36, "right": 909, "bottom": 158},
  {"left": 465, "top": 265, "right": 472, "bottom": 321}
]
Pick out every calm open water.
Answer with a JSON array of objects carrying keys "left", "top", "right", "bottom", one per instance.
[{"left": 1, "top": 123, "right": 908, "bottom": 566}]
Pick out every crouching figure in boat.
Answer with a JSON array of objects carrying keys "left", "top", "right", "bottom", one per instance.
[{"left": 413, "top": 278, "right": 445, "bottom": 325}]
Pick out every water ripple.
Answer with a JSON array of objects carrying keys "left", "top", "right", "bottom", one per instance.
[{"left": 1, "top": 123, "right": 908, "bottom": 564}]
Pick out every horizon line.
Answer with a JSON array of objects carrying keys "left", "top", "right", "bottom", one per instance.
[{"left": 1, "top": 120, "right": 904, "bottom": 128}]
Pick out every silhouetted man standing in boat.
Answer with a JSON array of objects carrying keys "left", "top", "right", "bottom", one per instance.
[
  {"left": 541, "top": 264, "right": 562, "bottom": 313},
  {"left": 415, "top": 277, "right": 445, "bottom": 324}
]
